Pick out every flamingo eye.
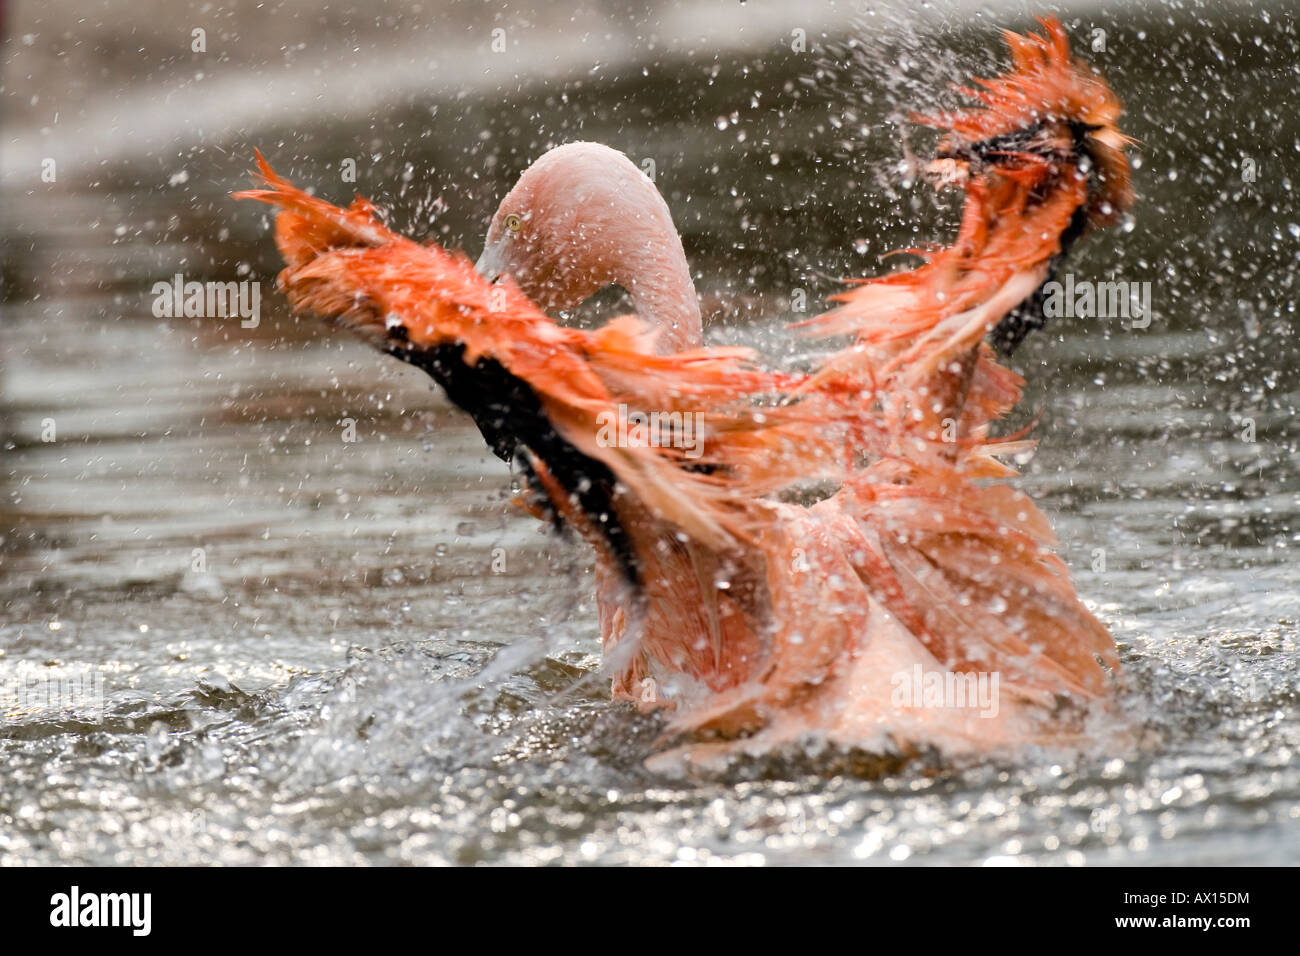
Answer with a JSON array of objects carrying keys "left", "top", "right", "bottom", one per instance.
[{"left": 503, "top": 213, "right": 523, "bottom": 235}]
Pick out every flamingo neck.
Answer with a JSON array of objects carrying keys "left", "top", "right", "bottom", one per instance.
[
  {"left": 620, "top": 237, "right": 702, "bottom": 352},
  {"left": 481, "top": 141, "right": 704, "bottom": 353}
]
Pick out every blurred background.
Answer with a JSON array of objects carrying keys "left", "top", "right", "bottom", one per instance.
[{"left": 2, "top": 0, "right": 1298, "bottom": 865}]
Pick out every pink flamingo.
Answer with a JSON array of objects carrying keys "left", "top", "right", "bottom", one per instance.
[{"left": 237, "top": 19, "right": 1133, "bottom": 768}]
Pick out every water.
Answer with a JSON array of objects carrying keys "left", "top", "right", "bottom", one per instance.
[{"left": 2, "top": 2, "right": 1299, "bottom": 864}]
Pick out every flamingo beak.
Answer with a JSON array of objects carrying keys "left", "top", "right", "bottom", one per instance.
[{"left": 475, "top": 240, "right": 508, "bottom": 283}]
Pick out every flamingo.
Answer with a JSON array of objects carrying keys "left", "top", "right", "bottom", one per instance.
[{"left": 235, "top": 19, "right": 1134, "bottom": 768}]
